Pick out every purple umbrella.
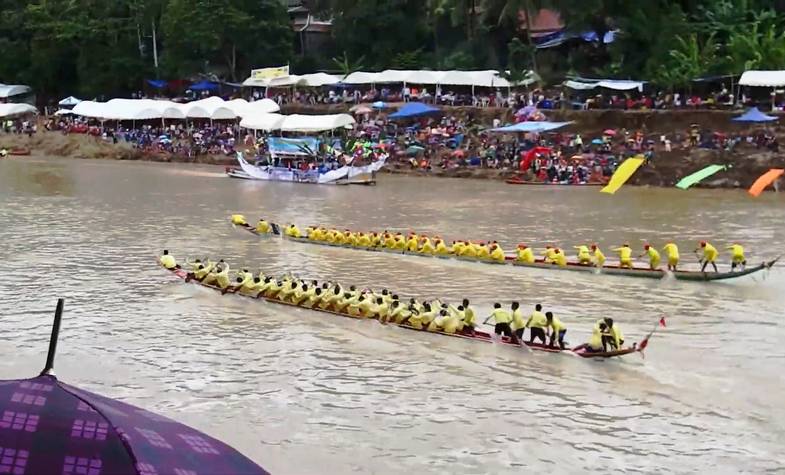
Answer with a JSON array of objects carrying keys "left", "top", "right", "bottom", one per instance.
[{"left": 0, "top": 299, "right": 268, "bottom": 475}]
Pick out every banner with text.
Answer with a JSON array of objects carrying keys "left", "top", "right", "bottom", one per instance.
[{"left": 251, "top": 66, "right": 290, "bottom": 81}]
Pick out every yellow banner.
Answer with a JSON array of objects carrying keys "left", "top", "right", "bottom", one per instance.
[
  {"left": 601, "top": 156, "right": 645, "bottom": 194},
  {"left": 251, "top": 66, "right": 289, "bottom": 81}
]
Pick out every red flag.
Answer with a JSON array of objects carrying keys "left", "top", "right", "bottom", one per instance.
[{"left": 659, "top": 316, "right": 667, "bottom": 328}]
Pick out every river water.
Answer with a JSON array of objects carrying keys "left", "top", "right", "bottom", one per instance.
[{"left": 1, "top": 157, "right": 784, "bottom": 474}]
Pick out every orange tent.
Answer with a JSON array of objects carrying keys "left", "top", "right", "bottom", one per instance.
[{"left": 748, "top": 168, "right": 784, "bottom": 197}]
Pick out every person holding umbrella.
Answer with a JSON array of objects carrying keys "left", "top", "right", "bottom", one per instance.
[{"left": 0, "top": 299, "right": 269, "bottom": 475}]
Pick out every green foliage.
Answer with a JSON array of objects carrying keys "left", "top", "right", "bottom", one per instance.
[
  {"left": 6, "top": 0, "right": 785, "bottom": 100},
  {"left": 1, "top": 0, "right": 291, "bottom": 100}
]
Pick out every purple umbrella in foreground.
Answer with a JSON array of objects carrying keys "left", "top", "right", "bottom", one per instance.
[{"left": 0, "top": 299, "right": 268, "bottom": 475}]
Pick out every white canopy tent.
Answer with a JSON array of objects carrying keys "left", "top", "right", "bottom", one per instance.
[
  {"left": 0, "top": 84, "right": 32, "bottom": 99},
  {"left": 0, "top": 103, "right": 37, "bottom": 118},
  {"left": 738, "top": 70, "right": 785, "bottom": 110},
  {"left": 240, "top": 113, "right": 355, "bottom": 132},
  {"left": 238, "top": 98, "right": 280, "bottom": 117},
  {"left": 338, "top": 69, "right": 535, "bottom": 87},
  {"left": 58, "top": 96, "right": 81, "bottom": 107},
  {"left": 242, "top": 72, "right": 341, "bottom": 88},
  {"left": 564, "top": 79, "right": 646, "bottom": 92},
  {"left": 72, "top": 97, "right": 250, "bottom": 121},
  {"left": 279, "top": 114, "right": 355, "bottom": 132},
  {"left": 739, "top": 70, "right": 785, "bottom": 87},
  {"left": 239, "top": 113, "right": 285, "bottom": 131}
]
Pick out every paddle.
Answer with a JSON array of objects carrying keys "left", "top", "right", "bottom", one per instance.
[{"left": 637, "top": 316, "right": 667, "bottom": 358}]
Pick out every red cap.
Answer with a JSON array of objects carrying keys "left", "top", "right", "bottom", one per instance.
[
  {"left": 700, "top": 241, "right": 707, "bottom": 247},
  {"left": 518, "top": 243, "right": 526, "bottom": 249},
  {"left": 644, "top": 244, "right": 650, "bottom": 250},
  {"left": 591, "top": 244, "right": 598, "bottom": 250}
]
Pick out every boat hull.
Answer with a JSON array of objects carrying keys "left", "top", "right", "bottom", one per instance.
[{"left": 163, "top": 265, "right": 642, "bottom": 359}]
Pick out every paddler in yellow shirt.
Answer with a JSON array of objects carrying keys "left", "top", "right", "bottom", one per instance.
[
  {"left": 524, "top": 304, "right": 548, "bottom": 344},
  {"left": 639, "top": 243, "right": 661, "bottom": 270},
  {"left": 612, "top": 243, "right": 633, "bottom": 268},
  {"left": 357, "top": 232, "right": 372, "bottom": 247},
  {"left": 159, "top": 250, "right": 177, "bottom": 269},
  {"left": 214, "top": 264, "right": 232, "bottom": 290},
  {"left": 574, "top": 245, "right": 592, "bottom": 265},
  {"left": 552, "top": 248, "right": 567, "bottom": 267},
  {"left": 255, "top": 218, "right": 272, "bottom": 234},
  {"left": 476, "top": 242, "right": 491, "bottom": 259},
  {"left": 598, "top": 317, "right": 624, "bottom": 351},
  {"left": 383, "top": 233, "right": 396, "bottom": 248},
  {"left": 420, "top": 236, "right": 435, "bottom": 254},
  {"left": 545, "top": 312, "right": 567, "bottom": 349},
  {"left": 434, "top": 237, "right": 450, "bottom": 255},
  {"left": 461, "top": 299, "right": 477, "bottom": 334},
  {"left": 516, "top": 244, "right": 535, "bottom": 264},
  {"left": 542, "top": 246, "right": 557, "bottom": 263},
  {"left": 489, "top": 243, "right": 505, "bottom": 262},
  {"left": 695, "top": 240, "right": 719, "bottom": 273},
  {"left": 591, "top": 244, "right": 606, "bottom": 267},
  {"left": 405, "top": 233, "right": 420, "bottom": 252},
  {"left": 459, "top": 241, "right": 477, "bottom": 257},
  {"left": 394, "top": 233, "right": 407, "bottom": 250},
  {"left": 726, "top": 243, "right": 746, "bottom": 271},
  {"left": 370, "top": 232, "right": 382, "bottom": 247},
  {"left": 285, "top": 224, "right": 302, "bottom": 238},
  {"left": 510, "top": 302, "right": 526, "bottom": 340},
  {"left": 451, "top": 240, "right": 465, "bottom": 255},
  {"left": 483, "top": 303, "right": 518, "bottom": 343},
  {"left": 662, "top": 242, "right": 680, "bottom": 271},
  {"left": 231, "top": 214, "right": 248, "bottom": 226}
]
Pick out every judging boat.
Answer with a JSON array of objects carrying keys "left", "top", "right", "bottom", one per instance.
[
  {"left": 233, "top": 221, "right": 778, "bottom": 282},
  {"left": 161, "top": 263, "right": 652, "bottom": 359},
  {"left": 226, "top": 136, "right": 386, "bottom": 185}
]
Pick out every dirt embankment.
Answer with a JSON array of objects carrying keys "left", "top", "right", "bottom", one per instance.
[{"left": 3, "top": 109, "right": 783, "bottom": 188}]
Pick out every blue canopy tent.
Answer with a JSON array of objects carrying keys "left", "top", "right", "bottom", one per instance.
[
  {"left": 732, "top": 107, "right": 778, "bottom": 123},
  {"left": 189, "top": 80, "right": 219, "bottom": 91},
  {"left": 372, "top": 101, "right": 388, "bottom": 109},
  {"left": 146, "top": 79, "right": 168, "bottom": 89},
  {"left": 388, "top": 102, "right": 441, "bottom": 120},
  {"left": 488, "top": 121, "right": 572, "bottom": 133}
]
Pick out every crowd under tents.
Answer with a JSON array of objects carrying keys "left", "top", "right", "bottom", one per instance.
[
  {"left": 70, "top": 97, "right": 280, "bottom": 121},
  {"left": 0, "top": 103, "right": 37, "bottom": 118}
]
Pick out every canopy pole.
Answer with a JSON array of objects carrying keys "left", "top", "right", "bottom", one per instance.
[{"left": 40, "top": 298, "right": 65, "bottom": 376}]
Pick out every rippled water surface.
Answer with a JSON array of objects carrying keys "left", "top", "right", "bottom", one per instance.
[{"left": 1, "top": 157, "right": 784, "bottom": 473}]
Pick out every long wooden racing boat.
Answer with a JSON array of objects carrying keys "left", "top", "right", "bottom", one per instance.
[
  {"left": 236, "top": 224, "right": 777, "bottom": 282},
  {"left": 162, "top": 265, "right": 649, "bottom": 359}
]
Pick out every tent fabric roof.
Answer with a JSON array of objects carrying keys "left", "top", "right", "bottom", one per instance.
[
  {"left": 72, "top": 97, "right": 255, "bottom": 120},
  {"left": 240, "top": 113, "right": 355, "bottom": 132},
  {"left": 488, "top": 121, "right": 572, "bottom": 133},
  {"left": 58, "top": 96, "right": 81, "bottom": 106},
  {"left": 0, "top": 103, "right": 37, "bottom": 118},
  {"left": 739, "top": 70, "right": 785, "bottom": 87},
  {"left": 564, "top": 79, "right": 645, "bottom": 91},
  {"left": 242, "top": 72, "right": 341, "bottom": 88},
  {"left": 0, "top": 84, "right": 32, "bottom": 98},
  {"left": 339, "top": 69, "right": 534, "bottom": 87},
  {"left": 280, "top": 114, "right": 355, "bottom": 132},
  {"left": 732, "top": 107, "right": 778, "bottom": 122},
  {"left": 189, "top": 81, "right": 219, "bottom": 91},
  {"left": 388, "top": 102, "right": 441, "bottom": 119},
  {"left": 239, "top": 113, "right": 285, "bottom": 131}
]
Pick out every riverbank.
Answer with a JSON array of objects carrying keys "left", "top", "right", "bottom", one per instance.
[{"left": 3, "top": 112, "right": 783, "bottom": 188}]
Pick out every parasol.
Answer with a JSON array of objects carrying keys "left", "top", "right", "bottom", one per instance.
[
  {"left": 0, "top": 299, "right": 268, "bottom": 475},
  {"left": 603, "top": 129, "right": 616, "bottom": 136}
]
